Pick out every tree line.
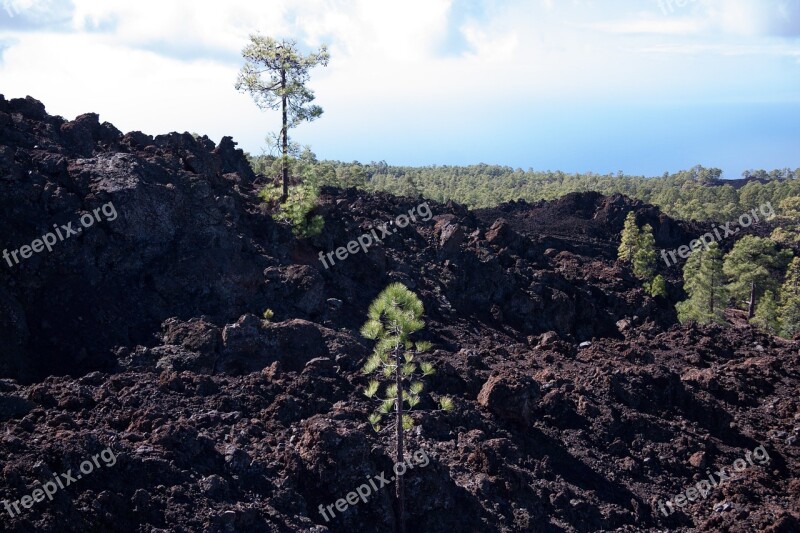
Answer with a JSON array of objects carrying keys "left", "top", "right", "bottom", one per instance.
[{"left": 247, "top": 155, "right": 800, "bottom": 224}]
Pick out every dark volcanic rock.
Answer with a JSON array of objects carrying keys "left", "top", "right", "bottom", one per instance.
[
  {"left": 0, "top": 96, "right": 285, "bottom": 382},
  {"left": 160, "top": 316, "right": 222, "bottom": 355},
  {"left": 477, "top": 373, "right": 541, "bottom": 425},
  {"left": 264, "top": 264, "right": 326, "bottom": 316},
  {"left": 218, "top": 316, "right": 329, "bottom": 374},
  {"left": 1, "top": 95, "right": 799, "bottom": 533},
  {"left": 0, "top": 393, "right": 34, "bottom": 421}
]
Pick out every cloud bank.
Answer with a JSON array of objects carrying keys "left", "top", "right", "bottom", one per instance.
[{"left": 0, "top": 0, "right": 797, "bottom": 176}]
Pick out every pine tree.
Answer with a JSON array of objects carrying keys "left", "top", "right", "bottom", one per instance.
[
  {"left": 618, "top": 212, "right": 640, "bottom": 263},
  {"left": 649, "top": 274, "right": 668, "bottom": 298},
  {"left": 676, "top": 243, "right": 728, "bottom": 324},
  {"left": 751, "top": 290, "right": 779, "bottom": 334},
  {"left": 779, "top": 257, "right": 800, "bottom": 338},
  {"left": 633, "top": 224, "right": 657, "bottom": 283},
  {"left": 722, "top": 236, "right": 790, "bottom": 318},
  {"left": 361, "top": 283, "right": 453, "bottom": 533},
  {"left": 236, "top": 36, "right": 329, "bottom": 201}
]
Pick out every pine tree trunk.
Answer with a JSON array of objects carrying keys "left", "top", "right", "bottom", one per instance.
[
  {"left": 280, "top": 69, "right": 289, "bottom": 203},
  {"left": 748, "top": 281, "right": 756, "bottom": 319},
  {"left": 395, "top": 346, "right": 405, "bottom": 533}
]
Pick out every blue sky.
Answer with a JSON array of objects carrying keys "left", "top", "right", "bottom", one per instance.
[{"left": 1, "top": 0, "right": 798, "bottom": 178}]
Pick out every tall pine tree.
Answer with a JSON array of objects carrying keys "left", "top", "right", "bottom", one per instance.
[
  {"left": 722, "top": 236, "right": 790, "bottom": 318},
  {"left": 618, "top": 212, "right": 640, "bottom": 263},
  {"left": 633, "top": 224, "right": 657, "bottom": 283},
  {"left": 619, "top": 216, "right": 661, "bottom": 295},
  {"left": 236, "top": 36, "right": 329, "bottom": 201},
  {"left": 676, "top": 243, "right": 728, "bottom": 324}
]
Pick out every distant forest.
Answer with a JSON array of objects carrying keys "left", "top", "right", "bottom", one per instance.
[{"left": 248, "top": 152, "right": 800, "bottom": 223}]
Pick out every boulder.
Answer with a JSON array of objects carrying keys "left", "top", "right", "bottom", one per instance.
[
  {"left": 161, "top": 317, "right": 222, "bottom": 356},
  {"left": 477, "top": 373, "right": 540, "bottom": 425},
  {"left": 439, "top": 222, "right": 465, "bottom": 255},
  {"left": 218, "top": 317, "right": 327, "bottom": 374}
]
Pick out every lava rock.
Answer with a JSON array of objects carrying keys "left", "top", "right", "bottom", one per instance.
[{"left": 477, "top": 373, "right": 541, "bottom": 425}]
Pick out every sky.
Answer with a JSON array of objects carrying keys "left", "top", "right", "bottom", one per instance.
[{"left": 0, "top": 0, "right": 798, "bottom": 178}]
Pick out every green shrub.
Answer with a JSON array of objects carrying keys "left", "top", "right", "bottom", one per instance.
[
  {"left": 648, "top": 275, "right": 668, "bottom": 298},
  {"left": 259, "top": 183, "right": 324, "bottom": 238},
  {"left": 750, "top": 290, "right": 779, "bottom": 334}
]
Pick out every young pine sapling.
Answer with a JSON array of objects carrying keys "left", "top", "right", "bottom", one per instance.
[{"left": 360, "top": 283, "right": 453, "bottom": 533}]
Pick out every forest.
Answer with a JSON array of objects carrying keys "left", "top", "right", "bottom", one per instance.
[{"left": 248, "top": 152, "right": 800, "bottom": 224}]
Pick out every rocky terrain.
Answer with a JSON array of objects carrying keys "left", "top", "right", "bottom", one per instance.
[{"left": 1, "top": 94, "right": 798, "bottom": 532}]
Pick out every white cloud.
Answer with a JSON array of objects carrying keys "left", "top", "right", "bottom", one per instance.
[
  {"left": 0, "top": 31, "right": 257, "bottom": 140},
  {"left": 706, "top": 0, "right": 800, "bottom": 37},
  {"left": 587, "top": 0, "right": 799, "bottom": 37},
  {"left": 0, "top": 0, "right": 797, "bottom": 162},
  {"left": 69, "top": 0, "right": 288, "bottom": 57},
  {"left": 641, "top": 42, "right": 800, "bottom": 58},
  {"left": 586, "top": 17, "right": 705, "bottom": 35}
]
